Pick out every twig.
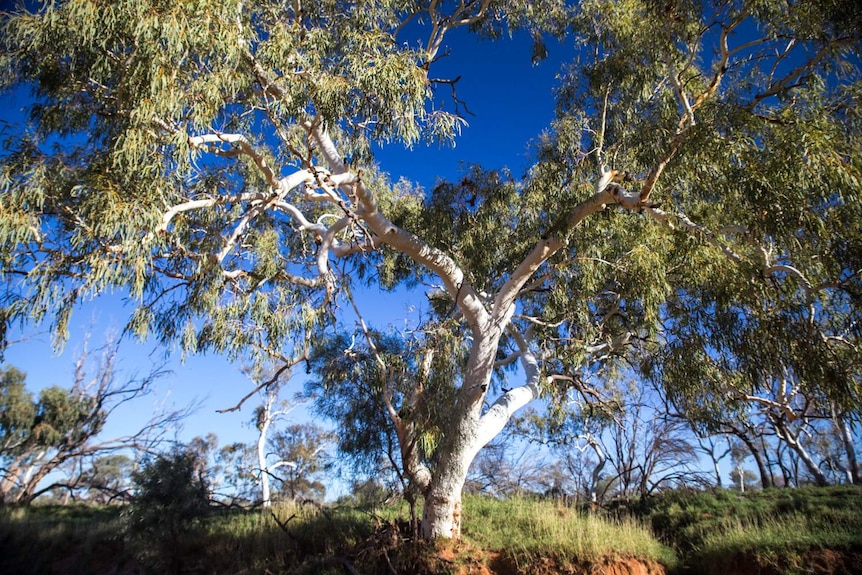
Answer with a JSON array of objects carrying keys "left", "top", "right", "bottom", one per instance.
[{"left": 217, "top": 353, "right": 307, "bottom": 413}]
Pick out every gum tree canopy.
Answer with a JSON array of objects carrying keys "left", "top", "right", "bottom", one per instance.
[{"left": 1, "top": 0, "right": 860, "bottom": 539}]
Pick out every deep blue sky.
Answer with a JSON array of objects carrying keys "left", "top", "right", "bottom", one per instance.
[
  {"left": 376, "top": 27, "right": 571, "bottom": 188},
  {"left": 0, "top": 23, "right": 572, "bottom": 478}
]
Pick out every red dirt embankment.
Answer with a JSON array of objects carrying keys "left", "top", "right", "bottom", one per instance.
[
  {"left": 444, "top": 548, "right": 666, "bottom": 575},
  {"left": 446, "top": 547, "right": 862, "bottom": 575}
]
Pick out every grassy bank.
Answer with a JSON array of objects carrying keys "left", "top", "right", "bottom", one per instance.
[
  {"left": 1, "top": 486, "right": 860, "bottom": 574},
  {"left": 638, "top": 485, "right": 862, "bottom": 574},
  {"left": 462, "top": 494, "right": 675, "bottom": 570},
  {"left": 0, "top": 504, "right": 134, "bottom": 574}
]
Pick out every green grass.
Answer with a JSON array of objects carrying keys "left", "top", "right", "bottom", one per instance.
[
  {"left": 639, "top": 485, "right": 862, "bottom": 574},
  {"left": 462, "top": 495, "right": 677, "bottom": 569},
  {"left": 2, "top": 487, "right": 861, "bottom": 574},
  {"left": 693, "top": 513, "right": 862, "bottom": 575},
  {"left": 200, "top": 501, "right": 377, "bottom": 574},
  {"left": 0, "top": 504, "right": 132, "bottom": 575}
]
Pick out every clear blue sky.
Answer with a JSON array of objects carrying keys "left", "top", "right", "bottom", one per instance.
[{"left": 1, "top": 25, "right": 571, "bottom": 462}]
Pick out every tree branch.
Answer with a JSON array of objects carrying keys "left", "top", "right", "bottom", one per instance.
[{"left": 217, "top": 354, "right": 307, "bottom": 414}]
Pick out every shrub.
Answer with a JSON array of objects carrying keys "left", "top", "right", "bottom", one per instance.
[{"left": 124, "top": 448, "right": 211, "bottom": 573}]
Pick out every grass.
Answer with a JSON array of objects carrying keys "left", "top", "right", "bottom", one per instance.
[
  {"left": 2, "top": 487, "right": 861, "bottom": 574},
  {"left": 639, "top": 485, "right": 862, "bottom": 574},
  {"left": 693, "top": 513, "right": 862, "bottom": 575},
  {"left": 200, "top": 501, "right": 377, "bottom": 574},
  {"left": 462, "top": 494, "right": 676, "bottom": 569},
  {"left": 0, "top": 504, "right": 132, "bottom": 575}
]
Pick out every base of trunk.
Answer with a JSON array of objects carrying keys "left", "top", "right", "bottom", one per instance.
[{"left": 420, "top": 491, "right": 462, "bottom": 540}]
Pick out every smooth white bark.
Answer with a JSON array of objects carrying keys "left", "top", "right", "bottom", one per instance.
[
  {"left": 181, "top": 118, "right": 655, "bottom": 540},
  {"left": 832, "top": 409, "right": 861, "bottom": 484},
  {"left": 255, "top": 387, "right": 296, "bottom": 508},
  {"left": 772, "top": 417, "right": 829, "bottom": 486}
]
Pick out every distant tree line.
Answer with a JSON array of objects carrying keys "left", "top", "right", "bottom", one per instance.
[
  {"left": 2, "top": 332, "right": 858, "bottom": 509},
  {"left": 0, "top": 344, "right": 334, "bottom": 507}
]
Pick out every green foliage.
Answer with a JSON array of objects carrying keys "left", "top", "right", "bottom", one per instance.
[
  {"left": 553, "top": 0, "right": 862, "bottom": 422},
  {"left": 216, "top": 441, "right": 258, "bottom": 503},
  {"left": 124, "top": 447, "right": 211, "bottom": 573},
  {"left": 270, "top": 422, "right": 334, "bottom": 501},
  {"left": 0, "top": 0, "right": 572, "bottom": 357},
  {"left": 346, "top": 477, "right": 396, "bottom": 510},
  {"left": 306, "top": 327, "right": 464, "bottom": 476},
  {"left": 0, "top": 367, "right": 97, "bottom": 454},
  {"left": 408, "top": 166, "right": 537, "bottom": 294},
  {"left": 638, "top": 486, "right": 862, "bottom": 572},
  {"left": 0, "top": 365, "right": 108, "bottom": 502},
  {"left": 79, "top": 453, "right": 134, "bottom": 502},
  {"left": 0, "top": 367, "right": 35, "bottom": 452},
  {"left": 306, "top": 331, "right": 401, "bottom": 471}
]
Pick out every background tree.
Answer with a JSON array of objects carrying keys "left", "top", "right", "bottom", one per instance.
[
  {"left": 125, "top": 446, "right": 212, "bottom": 574},
  {"left": 1, "top": 0, "right": 860, "bottom": 540},
  {"left": 729, "top": 441, "right": 761, "bottom": 493},
  {"left": 0, "top": 340, "right": 184, "bottom": 504},
  {"left": 464, "top": 436, "right": 549, "bottom": 497},
  {"left": 269, "top": 422, "right": 334, "bottom": 502},
  {"left": 600, "top": 381, "right": 705, "bottom": 499},
  {"left": 345, "top": 476, "right": 398, "bottom": 510},
  {"left": 77, "top": 453, "right": 135, "bottom": 504},
  {"left": 236, "top": 363, "right": 304, "bottom": 507},
  {"left": 307, "top": 324, "right": 475, "bottom": 522},
  {"left": 689, "top": 431, "right": 733, "bottom": 490},
  {"left": 0, "top": 366, "right": 35, "bottom": 499},
  {"left": 214, "top": 441, "right": 258, "bottom": 505},
  {"left": 42, "top": 452, "right": 138, "bottom": 504},
  {"left": 517, "top": 381, "right": 617, "bottom": 504},
  {"left": 214, "top": 362, "right": 334, "bottom": 506}
]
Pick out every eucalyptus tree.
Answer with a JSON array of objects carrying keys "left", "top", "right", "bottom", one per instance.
[
  {"left": 214, "top": 442, "right": 258, "bottom": 504},
  {"left": 0, "top": 341, "right": 181, "bottom": 503},
  {"left": 629, "top": 1, "right": 862, "bottom": 482},
  {"left": 237, "top": 363, "right": 302, "bottom": 507},
  {"left": 269, "top": 422, "right": 333, "bottom": 501},
  {"left": 2, "top": 0, "right": 861, "bottom": 540},
  {"left": 77, "top": 453, "right": 135, "bottom": 503}
]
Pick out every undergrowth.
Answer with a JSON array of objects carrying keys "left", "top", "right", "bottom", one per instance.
[
  {"left": 462, "top": 494, "right": 676, "bottom": 570},
  {"left": 1, "top": 486, "right": 861, "bottom": 574},
  {"left": 638, "top": 485, "right": 862, "bottom": 574}
]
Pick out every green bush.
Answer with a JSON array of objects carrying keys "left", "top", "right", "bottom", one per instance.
[{"left": 124, "top": 448, "right": 211, "bottom": 573}]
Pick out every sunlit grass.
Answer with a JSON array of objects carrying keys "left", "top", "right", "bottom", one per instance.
[
  {"left": 643, "top": 485, "right": 862, "bottom": 574},
  {"left": 462, "top": 495, "right": 676, "bottom": 569},
  {"left": 702, "top": 512, "right": 860, "bottom": 554}
]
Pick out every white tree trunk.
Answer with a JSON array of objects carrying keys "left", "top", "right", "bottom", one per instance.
[
  {"left": 419, "top": 330, "right": 543, "bottom": 539},
  {"left": 420, "top": 431, "right": 481, "bottom": 540},
  {"left": 257, "top": 390, "right": 276, "bottom": 508},
  {"left": 588, "top": 438, "right": 607, "bottom": 504},
  {"left": 712, "top": 457, "right": 722, "bottom": 489},
  {"left": 773, "top": 419, "right": 829, "bottom": 486},
  {"left": 832, "top": 407, "right": 861, "bottom": 485},
  {"left": 306, "top": 126, "right": 614, "bottom": 541},
  {"left": 257, "top": 422, "right": 272, "bottom": 508}
]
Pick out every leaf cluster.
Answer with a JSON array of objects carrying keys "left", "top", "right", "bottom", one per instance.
[
  {"left": 305, "top": 326, "right": 463, "bottom": 473},
  {"left": 0, "top": 366, "right": 105, "bottom": 460}
]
